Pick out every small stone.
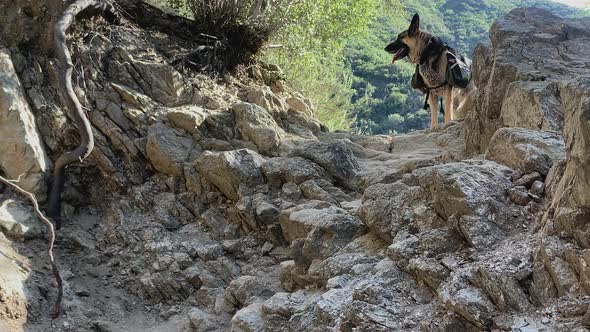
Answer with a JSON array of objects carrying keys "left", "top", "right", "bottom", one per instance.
[
  {"left": 261, "top": 242, "right": 273, "bottom": 255},
  {"left": 541, "top": 317, "right": 550, "bottom": 324},
  {"left": 160, "top": 305, "right": 181, "bottom": 320},
  {"left": 223, "top": 240, "right": 242, "bottom": 254},
  {"left": 188, "top": 307, "right": 216, "bottom": 332},
  {"left": 511, "top": 170, "right": 525, "bottom": 182},
  {"left": 255, "top": 201, "right": 280, "bottom": 226},
  {"left": 530, "top": 180, "right": 545, "bottom": 196},
  {"left": 92, "top": 321, "right": 113, "bottom": 332},
  {"left": 508, "top": 186, "right": 531, "bottom": 206},
  {"left": 514, "top": 172, "right": 542, "bottom": 188},
  {"left": 282, "top": 182, "right": 302, "bottom": 201}
]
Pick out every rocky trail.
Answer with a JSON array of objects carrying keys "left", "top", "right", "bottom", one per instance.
[{"left": 1, "top": 5, "right": 590, "bottom": 332}]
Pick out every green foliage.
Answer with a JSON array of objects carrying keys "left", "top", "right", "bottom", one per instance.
[{"left": 262, "top": 0, "right": 394, "bottom": 131}]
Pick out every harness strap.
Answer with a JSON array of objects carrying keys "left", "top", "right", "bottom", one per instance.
[{"left": 422, "top": 82, "right": 448, "bottom": 111}]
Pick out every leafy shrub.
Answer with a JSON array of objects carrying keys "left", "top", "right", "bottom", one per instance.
[{"left": 167, "top": 0, "right": 293, "bottom": 68}]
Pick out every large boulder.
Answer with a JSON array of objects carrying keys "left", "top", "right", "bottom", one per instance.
[
  {"left": 500, "top": 81, "right": 562, "bottom": 131},
  {"left": 166, "top": 105, "right": 212, "bottom": 136},
  {"left": 261, "top": 157, "right": 329, "bottom": 187},
  {"left": 485, "top": 127, "right": 565, "bottom": 176},
  {"left": 361, "top": 160, "right": 518, "bottom": 251},
  {"left": 233, "top": 102, "right": 283, "bottom": 156},
  {"left": 0, "top": 48, "right": 50, "bottom": 200},
  {"left": 279, "top": 203, "right": 367, "bottom": 262},
  {"left": 195, "top": 149, "right": 266, "bottom": 201},
  {"left": 292, "top": 140, "right": 360, "bottom": 189},
  {"left": 242, "top": 86, "right": 286, "bottom": 115},
  {"left": 146, "top": 124, "right": 194, "bottom": 176}
]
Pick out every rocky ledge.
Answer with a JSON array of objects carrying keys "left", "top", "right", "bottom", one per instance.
[{"left": 0, "top": 6, "right": 589, "bottom": 332}]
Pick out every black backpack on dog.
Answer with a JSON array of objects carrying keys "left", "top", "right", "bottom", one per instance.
[{"left": 445, "top": 51, "right": 471, "bottom": 89}]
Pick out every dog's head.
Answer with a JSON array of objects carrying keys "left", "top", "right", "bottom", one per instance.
[{"left": 385, "top": 14, "right": 430, "bottom": 64}]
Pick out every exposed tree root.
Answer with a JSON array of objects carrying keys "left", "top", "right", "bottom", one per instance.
[
  {"left": 0, "top": 175, "right": 63, "bottom": 319},
  {"left": 47, "top": 0, "right": 114, "bottom": 229}
]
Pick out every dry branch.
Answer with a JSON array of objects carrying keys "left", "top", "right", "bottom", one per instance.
[
  {"left": 48, "top": 0, "right": 113, "bottom": 229},
  {"left": 0, "top": 176, "right": 63, "bottom": 319}
]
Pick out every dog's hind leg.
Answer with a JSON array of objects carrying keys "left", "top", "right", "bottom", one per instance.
[
  {"left": 444, "top": 88, "right": 454, "bottom": 123},
  {"left": 429, "top": 93, "right": 439, "bottom": 129}
]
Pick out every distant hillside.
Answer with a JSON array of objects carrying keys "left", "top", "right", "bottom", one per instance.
[{"left": 346, "top": 0, "right": 581, "bottom": 135}]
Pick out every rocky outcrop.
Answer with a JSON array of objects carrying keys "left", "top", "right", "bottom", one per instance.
[{"left": 466, "top": 8, "right": 590, "bottom": 153}]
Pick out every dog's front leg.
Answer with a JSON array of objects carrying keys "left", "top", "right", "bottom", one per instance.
[
  {"left": 444, "top": 88, "right": 454, "bottom": 123},
  {"left": 429, "top": 93, "right": 439, "bottom": 129}
]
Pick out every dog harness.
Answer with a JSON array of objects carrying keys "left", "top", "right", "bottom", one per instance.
[
  {"left": 414, "top": 37, "right": 470, "bottom": 114},
  {"left": 422, "top": 83, "right": 447, "bottom": 112},
  {"left": 412, "top": 37, "right": 448, "bottom": 112}
]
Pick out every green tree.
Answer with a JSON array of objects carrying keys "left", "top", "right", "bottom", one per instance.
[{"left": 263, "top": 0, "right": 402, "bottom": 130}]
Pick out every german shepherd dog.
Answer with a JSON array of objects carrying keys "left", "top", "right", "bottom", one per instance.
[{"left": 386, "top": 14, "right": 473, "bottom": 129}]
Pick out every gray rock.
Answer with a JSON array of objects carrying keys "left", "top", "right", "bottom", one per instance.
[
  {"left": 530, "top": 180, "right": 545, "bottom": 197},
  {"left": 262, "top": 291, "right": 307, "bottom": 319},
  {"left": 452, "top": 215, "right": 505, "bottom": 250},
  {"left": 485, "top": 128, "right": 565, "bottom": 176},
  {"left": 501, "top": 81, "right": 562, "bottom": 131},
  {"left": 508, "top": 186, "right": 531, "bottom": 206},
  {"left": 0, "top": 199, "right": 43, "bottom": 240},
  {"left": 466, "top": 8, "right": 590, "bottom": 153},
  {"left": 359, "top": 181, "right": 420, "bottom": 243},
  {"left": 109, "top": 47, "right": 189, "bottom": 106},
  {"left": 413, "top": 161, "right": 514, "bottom": 222},
  {"left": 299, "top": 179, "right": 339, "bottom": 205},
  {"left": 387, "top": 231, "right": 419, "bottom": 264},
  {"left": 254, "top": 201, "right": 280, "bottom": 226},
  {"left": 183, "top": 266, "right": 204, "bottom": 290},
  {"left": 243, "top": 86, "right": 286, "bottom": 115},
  {"left": 166, "top": 105, "right": 211, "bottom": 136},
  {"left": 544, "top": 77, "right": 590, "bottom": 249},
  {"left": 187, "top": 307, "right": 217, "bottom": 332},
  {"left": 230, "top": 302, "right": 265, "bottom": 332},
  {"left": 0, "top": 48, "right": 50, "bottom": 201},
  {"left": 280, "top": 204, "right": 366, "bottom": 261},
  {"left": 281, "top": 182, "right": 301, "bottom": 201},
  {"left": 196, "top": 149, "right": 266, "bottom": 201},
  {"left": 233, "top": 102, "right": 283, "bottom": 156},
  {"left": 440, "top": 275, "right": 496, "bottom": 328},
  {"left": 224, "top": 276, "right": 273, "bottom": 311},
  {"left": 292, "top": 140, "right": 360, "bottom": 189},
  {"left": 514, "top": 172, "right": 542, "bottom": 188},
  {"left": 261, "top": 157, "right": 329, "bottom": 187},
  {"left": 407, "top": 257, "right": 450, "bottom": 290},
  {"left": 146, "top": 124, "right": 194, "bottom": 176}
]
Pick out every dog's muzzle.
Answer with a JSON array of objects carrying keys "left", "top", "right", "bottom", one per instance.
[{"left": 385, "top": 40, "right": 409, "bottom": 64}]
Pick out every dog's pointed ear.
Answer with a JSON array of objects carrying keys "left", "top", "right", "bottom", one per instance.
[{"left": 409, "top": 13, "right": 420, "bottom": 36}]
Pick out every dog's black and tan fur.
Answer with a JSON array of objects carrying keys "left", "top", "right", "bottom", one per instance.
[{"left": 386, "top": 14, "right": 474, "bottom": 129}]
